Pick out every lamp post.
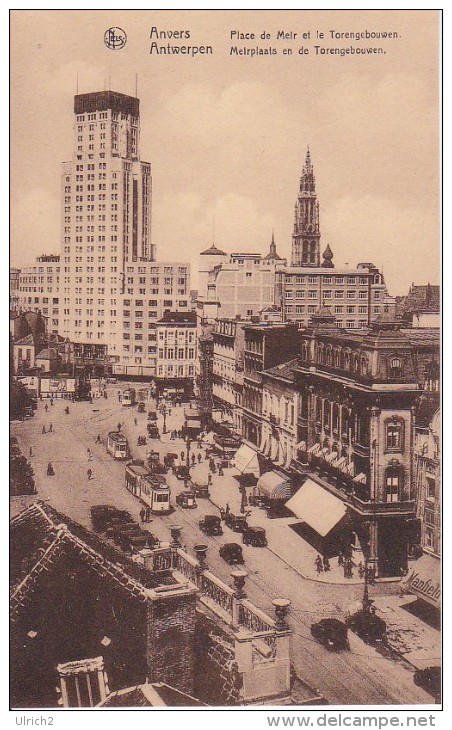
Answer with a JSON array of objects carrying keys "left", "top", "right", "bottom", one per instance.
[
  {"left": 186, "top": 436, "right": 192, "bottom": 468},
  {"left": 161, "top": 403, "right": 167, "bottom": 434}
]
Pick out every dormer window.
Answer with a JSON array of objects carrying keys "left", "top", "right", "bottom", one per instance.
[{"left": 389, "top": 357, "right": 403, "bottom": 378}]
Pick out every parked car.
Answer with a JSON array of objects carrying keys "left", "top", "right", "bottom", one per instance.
[
  {"left": 174, "top": 465, "right": 190, "bottom": 480},
  {"left": 106, "top": 377, "right": 118, "bottom": 384},
  {"left": 413, "top": 666, "right": 441, "bottom": 703},
  {"left": 90, "top": 504, "right": 132, "bottom": 532},
  {"left": 147, "top": 410, "right": 158, "bottom": 421},
  {"left": 224, "top": 512, "right": 248, "bottom": 533},
  {"left": 199, "top": 514, "right": 223, "bottom": 536},
  {"left": 176, "top": 491, "right": 197, "bottom": 509},
  {"left": 147, "top": 450, "right": 166, "bottom": 474},
  {"left": 137, "top": 402, "right": 146, "bottom": 413},
  {"left": 311, "top": 619, "right": 349, "bottom": 651},
  {"left": 219, "top": 542, "right": 244, "bottom": 565},
  {"left": 346, "top": 610, "right": 387, "bottom": 645},
  {"left": 164, "top": 452, "right": 178, "bottom": 468},
  {"left": 147, "top": 423, "right": 160, "bottom": 439},
  {"left": 242, "top": 525, "right": 268, "bottom": 547}
]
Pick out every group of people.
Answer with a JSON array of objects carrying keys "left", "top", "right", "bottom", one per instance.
[
  {"left": 139, "top": 506, "right": 152, "bottom": 523},
  {"left": 169, "top": 429, "right": 184, "bottom": 440},
  {"left": 315, "top": 554, "right": 331, "bottom": 573},
  {"left": 42, "top": 423, "right": 53, "bottom": 434}
]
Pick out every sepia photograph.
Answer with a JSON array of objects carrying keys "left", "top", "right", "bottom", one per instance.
[{"left": 9, "top": 8, "right": 441, "bottom": 714}]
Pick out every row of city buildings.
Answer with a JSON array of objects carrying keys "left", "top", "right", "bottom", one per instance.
[{"left": 10, "top": 89, "right": 440, "bottom": 586}]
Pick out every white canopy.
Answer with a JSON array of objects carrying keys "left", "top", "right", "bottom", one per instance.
[
  {"left": 285, "top": 479, "right": 348, "bottom": 536},
  {"left": 233, "top": 443, "right": 262, "bottom": 476},
  {"left": 257, "top": 471, "right": 291, "bottom": 501},
  {"left": 404, "top": 553, "right": 441, "bottom": 608}
]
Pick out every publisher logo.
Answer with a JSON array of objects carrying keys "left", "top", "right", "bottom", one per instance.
[{"left": 104, "top": 27, "right": 127, "bottom": 50}]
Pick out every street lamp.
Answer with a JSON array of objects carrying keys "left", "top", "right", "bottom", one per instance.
[
  {"left": 185, "top": 437, "right": 192, "bottom": 468},
  {"left": 161, "top": 403, "right": 167, "bottom": 434}
]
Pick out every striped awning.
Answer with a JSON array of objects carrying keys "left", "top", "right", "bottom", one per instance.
[
  {"left": 346, "top": 462, "right": 355, "bottom": 477},
  {"left": 296, "top": 441, "right": 307, "bottom": 452},
  {"left": 270, "top": 438, "right": 280, "bottom": 463},
  {"left": 325, "top": 451, "right": 338, "bottom": 464},
  {"left": 308, "top": 443, "right": 321, "bottom": 455},
  {"left": 321, "top": 447, "right": 330, "bottom": 456},
  {"left": 257, "top": 471, "right": 291, "bottom": 501},
  {"left": 233, "top": 444, "right": 262, "bottom": 476},
  {"left": 353, "top": 472, "right": 367, "bottom": 485},
  {"left": 333, "top": 456, "right": 347, "bottom": 471}
]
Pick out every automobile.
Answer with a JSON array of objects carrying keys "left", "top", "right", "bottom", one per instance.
[
  {"left": 199, "top": 514, "right": 223, "bottom": 536},
  {"left": 147, "top": 451, "right": 166, "bottom": 474},
  {"left": 175, "top": 491, "right": 197, "bottom": 509},
  {"left": 413, "top": 666, "right": 441, "bottom": 703},
  {"left": 147, "top": 423, "right": 160, "bottom": 439},
  {"left": 224, "top": 512, "right": 248, "bottom": 533},
  {"left": 311, "top": 619, "right": 350, "bottom": 651},
  {"left": 219, "top": 542, "right": 244, "bottom": 565},
  {"left": 242, "top": 525, "right": 268, "bottom": 547},
  {"left": 147, "top": 410, "right": 158, "bottom": 421},
  {"left": 164, "top": 452, "right": 178, "bottom": 468},
  {"left": 137, "top": 402, "right": 146, "bottom": 413},
  {"left": 116, "top": 528, "right": 147, "bottom": 551},
  {"left": 106, "top": 522, "right": 140, "bottom": 543},
  {"left": 106, "top": 377, "right": 118, "bottom": 384},
  {"left": 90, "top": 505, "right": 132, "bottom": 532},
  {"left": 174, "top": 465, "right": 190, "bottom": 480},
  {"left": 346, "top": 610, "right": 387, "bottom": 645}
]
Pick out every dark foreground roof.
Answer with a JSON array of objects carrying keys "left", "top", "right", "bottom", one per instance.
[{"left": 100, "top": 682, "right": 204, "bottom": 707}]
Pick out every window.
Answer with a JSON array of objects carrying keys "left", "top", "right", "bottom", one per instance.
[
  {"left": 389, "top": 357, "right": 403, "bottom": 378},
  {"left": 335, "top": 290, "right": 344, "bottom": 299},
  {"left": 386, "top": 420, "right": 403, "bottom": 450},
  {"left": 385, "top": 469, "right": 401, "bottom": 502},
  {"left": 426, "top": 476, "right": 436, "bottom": 499}
]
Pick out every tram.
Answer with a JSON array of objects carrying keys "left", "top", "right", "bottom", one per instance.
[
  {"left": 124, "top": 463, "right": 172, "bottom": 514},
  {"left": 106, "top": 431, "right": 129, "bottom": 460},
  {"left": 122, "top": 387, "right": 136, "bottom": 406}
]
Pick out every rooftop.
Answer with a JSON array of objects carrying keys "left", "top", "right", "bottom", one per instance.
[
  {"left": 157, "top": 310, "right": 197, "bottom": 325},
  {"left": 200, "top": 243, "right": 227, "bottom": 256}
]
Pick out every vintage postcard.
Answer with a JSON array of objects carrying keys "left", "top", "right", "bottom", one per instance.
[{"left": 9, "top": 8, "right": 441, "bottom": 719}]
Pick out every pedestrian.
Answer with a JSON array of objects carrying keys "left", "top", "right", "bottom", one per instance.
[
  {"left": 343, "top": 562, "right": 348, "bottom": 579},
  {"left": 65, "top": 405, "right": 69, "bottom": 415},
  {"left": 358, "top": 562, "right": 365, "bottom": 579},
  {"left": 209, "top": 457, "right": 215, "bottom": 472},
  {"left": 197, "top": 438, "right": 202, "bottom": 449},
  {"left": 45, "top": 403, "right": 48, "bottom": 412},
  {"left": 139, "top": 507, "right": 146, "bottom": 523},
  {"left": 225, "top": 503, "right": 230, "bottom": 515},
  {"left": 191, "top": 453, "right": 196, "bottom": 465},
  {"left": 338, "top": 550, "right": 344, "bottom": 566},
  {"left": 42, "top": 425, "right": 46, "bottom": 434},
  {"left": 180, "top": 451, "right": 185, "bottom": 461},
  {"left": 87, "top": 468, "right": 92, "bottom": 480},
  {"left": 50, "top": 398, "right": 54, "bottom": 406},
  {"left": 29, "top": 446, "right": 33, "bottom": 458},
  {"left": 207, "top": 473, "right": 213, "bottom": 487},
  {"left": 134, "top": 417, "right": 137, "bottom": 426},
  {"left": 218, "top": 465, "right": 224, "bottom": 476},
  {"left": 47, "top": 462, "right": 54, "bottom": 476},
  {"left": 104, "top": 390, "right": 107, "bottom": 399},
  {"left": 315, "top": 555, "right": 323, "bottom": 574},
  {"left": 49, "top": 423, "right": 53, "bottom": 433},
  {"left": 145, "top": 507, "right": 152, "bottom": 523},
  {"left": 197, "top": 452, "right": 202, "bottom": 463},
  {"left": 117, "top": 422, "right": 122, "bottom": 432},
  {"left": 96, "top": 434, "right": 101, "bottom": 444},
  {"left": 323, "top": 556, "right": 330, "bottom": 572}
]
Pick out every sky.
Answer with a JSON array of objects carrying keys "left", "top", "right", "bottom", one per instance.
[{"left": 10, "top": 9, "right": 440, "bottom": 296}]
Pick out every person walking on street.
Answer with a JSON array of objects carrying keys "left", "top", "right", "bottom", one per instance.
[
  {"left": 197, "top": 452, "right": 202, "bottom": 463},
  {"left": 96, "top": 434, "right": 101, "bottom": 444},
  {"left": 323, "top": 556, "right": 330, "bottom": 572},
  {"left": 225, "top": 503, "right": 230, "bottom": 515},
  {"left": 45, "top": 403, "right": 48, "bottom": 412},
  {"left": 49, "top": 423, "right": 53, "bottom": 433},
  {"left": 47, "top": 462, "right": 54, "bottom": 476},
  {"left": 191, "top": 453, "right": 196, "bottom": 465},
  {"left": 218, "top": 465, "right": 224, "bottom": 476},
  {"left": 338, "top": 550, "right": 344, "bottom": 566},
  {"left": 134, "top": 417, "right": 137, "bottom": 426},
  {"left": 145, "top": 507, "right": 152, "bottom": 523},
  {"left": 50, "top": 398, "right": 54, "bottom": 406},
  {"left": 42, "top": 425, "right": 46, "bottom": 434},
  {"left": 87, "top": 448, "right": 93, "bottom": 461},
  {"left": 180, "top": 451, "right": 185, "bottom": 462},
  {"left": 29, "top": 446, "right": 33, "bottom": 458},
  {"left": 140, "top": 507, "right": 146, "bottom": 523},
  {"left": 117, "top": 422, "right": 122, "bottom": 432},
  {"left": 87, "top": 468, "right": 93, "bottom": 480},
  {"left": 315, "top": 555, "right": 323, "bottom": 574}
]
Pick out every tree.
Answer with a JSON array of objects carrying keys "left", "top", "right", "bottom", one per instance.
[
  {"left": 10, "top": 454, "right": 36, "bottom": 496},
  {"left": 10, "top": 379, "right": 35, "bottom": 421}
]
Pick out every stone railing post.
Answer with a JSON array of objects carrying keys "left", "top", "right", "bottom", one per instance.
[
  {"left": 170, "top": 525, "right": 182, "bottom": 567},
  {"left": 231, "top": 569, "right": 248, "bottom": 628},
  {"left": 193, "top": 544, "right": 208, "bottom": 585}
]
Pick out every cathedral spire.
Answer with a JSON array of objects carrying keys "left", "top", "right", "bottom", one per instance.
[{"left": 291, "top": 147, "right": 321, "bottom": 267}]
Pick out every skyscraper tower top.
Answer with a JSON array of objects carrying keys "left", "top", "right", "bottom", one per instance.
[
  {"left": 291, "top": 148, "right": 321, "bottom": 267},
  {"left": 74, "top": 91, "right": 140, "bottom": 117}
]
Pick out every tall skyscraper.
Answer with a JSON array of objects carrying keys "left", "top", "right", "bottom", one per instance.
[
  {"left": 291, "top": 148, "right": 321, "bottom": 267},
  {"left": 55, "top": 91, "right": 191, "bottom": 376}
]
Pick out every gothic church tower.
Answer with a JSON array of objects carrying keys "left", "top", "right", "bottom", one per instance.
[{"left": 291, "top": 148, "right": 321, "bottom": 267}]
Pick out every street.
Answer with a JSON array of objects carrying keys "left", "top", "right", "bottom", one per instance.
[{"left": 10, "top": 384, "right": 434, "bottom": 706}]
